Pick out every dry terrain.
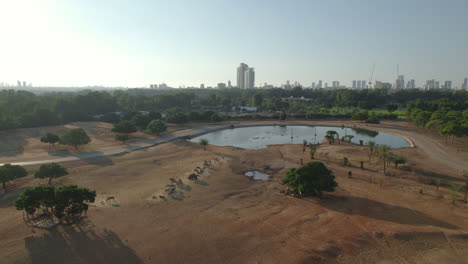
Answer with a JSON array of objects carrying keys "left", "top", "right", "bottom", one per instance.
[{"left": 0, "top": 121, "right": 467, "bottom": 264}]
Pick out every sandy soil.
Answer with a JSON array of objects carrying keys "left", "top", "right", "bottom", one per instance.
[
  {"left": 0, "top": 121, "right": 467, "bottom": 263},
  {"left": 0, "top": 122, "right": 192, "bottom": 163}
]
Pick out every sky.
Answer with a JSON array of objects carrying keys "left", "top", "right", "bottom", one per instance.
[{"left": 0, "top": 0, "right": 467, "bottom": 88}]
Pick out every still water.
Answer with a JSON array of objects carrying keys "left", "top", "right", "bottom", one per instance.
[{"left": 191, "top": 125, "right": 410, "bottom": 149}]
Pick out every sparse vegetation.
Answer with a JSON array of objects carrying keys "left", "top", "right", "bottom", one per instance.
[
  {"left": 34, "top": 163, "right": 68, "bottom": 184},
  {"left": 199, "top": 138, "right": 209, "bottom": 150},
  {"left": 59, "top": 128, "right": 91, "bottom": 150}
]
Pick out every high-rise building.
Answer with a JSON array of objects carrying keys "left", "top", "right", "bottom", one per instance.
[
  {"left": 244, "top": 68, "right": 255, "bottom": 89},
  {"left": 396, "top": 75, "right": 405, "bottom": 89},
  {"left": 217, "top": 83, "right": 226, "bottom": 89},
  {"left": 444, "top": 81, "right": 452, "bottom": 89},
  {"left": 332, "top": 81, "right": 340, "bottom": 88},
  {"left": 17, "top": 80, "right": 21, "bottom": 87},
  {"left": 352, "top": 80, "right": 357, "bottom": 89},
  {"left": 318, "top": 80, "right": 323, "bottom": 89},
  {"left": 311, "top": 82, "right": 316, "bottom": 89},
  {"left": 361, "top": 80, "right": 367, "bottom": 89},
  {"left": 227, "top": 80, "right": 232, "bottom": 88},
  {"left": 200, "top": 84, "right": 205, "bottom": 89},
  {"left": 462, "top": 78, "right": 467, "bottom": 89},
  {"left": 237, "top": 63, "right": 249, "bottom": 89},
  {"left": 409, "top": 79, "right": 415, "bottom": 89}
]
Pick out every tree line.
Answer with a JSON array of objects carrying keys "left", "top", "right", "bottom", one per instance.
[{"left": 0, "top": 87, "right": 466, "bottom": 131}]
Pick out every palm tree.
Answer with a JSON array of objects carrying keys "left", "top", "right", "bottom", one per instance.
[
  {"left": 199, "top": 138, "right": 209, "bottom": 150},
  {"left": 367, "top": 141, "right": 376, "bottom": 163},
  {"left": 376, "top": 145, "right": 391, "bottom": 173},
  {"left": 309, "top": 144, "right": 318, "bottom": 159}
]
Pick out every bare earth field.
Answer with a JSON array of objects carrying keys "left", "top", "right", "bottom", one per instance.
[{"left": 0, "top": 121, "right": 467, "bottom": 264}]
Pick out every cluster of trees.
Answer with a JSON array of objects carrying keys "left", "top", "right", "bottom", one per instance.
[
  {"left": 111, "top": 115, "right": 168, "bottom": 144},
  {"left": 2, "top": 87, "right": 466, "bottom": 131},
  {"left": 407, "top": 98, "right": 468, "bottom": 143},
  {"left": 41, "top": 128, "right": 91, "bottom": 150},
  {"left": 367, "top": 142, "right": 407, "bottom": 173},
  {"left": 282, "top": 161, "right": 337, "bottom": 197},
  {"left": 15, "top": 185, "right": 96, "bottom": 224}
]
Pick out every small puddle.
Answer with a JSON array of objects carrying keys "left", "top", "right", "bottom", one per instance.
[{"left": 244, "top": 171, "right": 270, "bottom": 180}]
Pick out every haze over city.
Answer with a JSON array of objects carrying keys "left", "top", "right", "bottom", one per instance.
[{"left": 1, "top": 0, "right": 467, "bottom": 88}]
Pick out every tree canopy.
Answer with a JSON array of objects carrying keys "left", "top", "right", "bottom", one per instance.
[
  {"left": 60, "top": 128, "right": 91, "bottom": 149},
  {"left": 34, "top": 163, "right": 68, "bottom": 184},
  {"left": 146, "top": 119, "right": 167, "bottom": 135},
  {"left": 282, "top": 161, "right": 337, "bottom": 197},
  {"left": 0, "top": 164, "right": 27, "bottom": 191}
]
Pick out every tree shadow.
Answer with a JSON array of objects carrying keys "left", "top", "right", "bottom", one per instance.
[
  {"left": 0, "top": 187, "right": 28, "bottom": 208},
  {"left": 317, "top": 195, "right": 458, "bottom": 230},
  {"left": 0, "top": 134, "right": 27, "bottom": 157},
  {"left": 25, "top": 224, "right": 143, "bottom": 264}
]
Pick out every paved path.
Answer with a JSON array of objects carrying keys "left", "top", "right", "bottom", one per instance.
[{"left": 2, "top": 122, "right": 466, "bottom": 173}]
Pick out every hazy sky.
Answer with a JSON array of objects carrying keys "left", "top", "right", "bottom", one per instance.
[{"left": 0, "top": 0, "right": 467, "bottom": 88}]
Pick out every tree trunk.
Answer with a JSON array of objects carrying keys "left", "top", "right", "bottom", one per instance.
[
  {"left": 383, "top": 158, "right": 386, "bottom": 173},
  {"left": 2, "top": 181, "right": 6, "bottom": 192},
  {"left": 48, "top": 176, "right": 52, "bottom": 185}
]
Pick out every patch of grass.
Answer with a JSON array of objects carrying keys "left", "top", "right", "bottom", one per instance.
[{"left": 178, "top": 184, "right": 192, "bottom": 191}]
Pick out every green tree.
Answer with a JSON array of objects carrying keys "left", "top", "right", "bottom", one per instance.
[
  {"left": 40, "top": 133, "right": 60, "bottom": 147},
  {"left": 376, "top": 145, "right": 392, "bottom": 173},
  {"left": 146, "top": 119, "right": 167, "bottom": 135},
  {"left": 309, "top": 145, "right": 317, "bottom": 159},
  {"left": 114, "top": 134, "right": 129, "bottom": 144},
  {"left": 15, "top": 185, "right": 55, "bottom": 221},
  {"left": 351, "top": 110, "right": 369, "bottom": 122},
  {"left": 210, "top": 113, "right": 223, "bottom": 122},
  {"left": 112, "top": 120, "right": 137, "bottom": 134},
  {"left": 131, "top": 113, "right": 152, "bottom": 129},
  {"left": 282, "top": 161, "right": 337, "bottom": 197},
  {"left": 199, "top": 138, "right": 209, "bottom": 150},
  {"left": 34, "top": 163, "right": 68, "bottom": 184},
  {"left": 367, "top": 141, "right": 376, "bottom": 163},
  {"left": 389, "top": 154, "right": 407, "bottom": 168},
  {"left": 279, "top": 111, "right": 287, "bottom": 121},
  {"left": 439, "top": 121, "right": 464, "bottom": 144},
  {"left": 386, "top": 104, "right": 398, "bottom": 112},
  {"left": 54, "top": 185, "right": 96, "bottom": 223},
  {"left": 0, "top": 164, "right": 27, "bottom": 192},
  {"left": 252, "top": 93, "right": 263, "bottom": 107},
  {"left": 60, "top": 128, "right": 91, "bottom": 150}
]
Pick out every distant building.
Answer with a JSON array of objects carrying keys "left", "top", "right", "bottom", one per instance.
[
  {"left": 408, "top": 79, "right": 416, "bottom": 89},
  {"left": 317, "top": 80, "right": 322, "bottom": 89},
  {"left": 375, "top": 82, "right": 392, "bottom": 89},
  {"left": 361, "top": 80, "right": 366, "bottom": 89},
  {"left": 352, "top": 80, "right": 357, "bottom": 89},
  {"left": 244, "top": 68, "right": 255, "bottom": 89},
  {"left": 444, "top": 80, "right": 452, "bottom": 89},
  {"left": 396, "top": 75, "right": 405, "bottom": 89},
  {"left": 332, "top": 81, "right": 340, "bottom": 88},
  {"left": 17, "top": 80, "right": 21, "bottom": 87},
  {"left": 227, "top": 80, "right": 232, "bottom": 88},
  {"left": 463, "top": 78, "right": 468, "bottom": 89},
  {"left": 217, "top": 83, "right": 226, "bottom": 89},
  {"left": 200, "top": 83, "right": 205, "bottom": 89}
]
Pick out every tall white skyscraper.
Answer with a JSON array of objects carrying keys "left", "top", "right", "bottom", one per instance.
[
  {"left": 237, "top": 63, "right": 255, "bottom": 89},
  {"left": 244, "top": 68, "right": 255, "bottom": 89},
  {"left": 237, "top": 63, "right": 249, "bottom": 89}
]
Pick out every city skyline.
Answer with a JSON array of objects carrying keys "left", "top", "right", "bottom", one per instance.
[{"left": 0, "top": 0, "right": 467, "bottom": 88}]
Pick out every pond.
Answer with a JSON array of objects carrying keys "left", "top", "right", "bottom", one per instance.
[{"left": 190, "top": 125, "right": 410, "bottom": 149}]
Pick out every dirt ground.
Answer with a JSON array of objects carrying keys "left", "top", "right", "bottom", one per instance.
[{"left": 0, "top": 121, "right": 467, "bottom": 264}]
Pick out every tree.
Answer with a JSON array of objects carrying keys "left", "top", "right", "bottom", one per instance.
[
  {"left": 15, "top": 185, "right": 55, "bottom": 221},
  {"left": 112, "top": 120, "right": 137, "bottom": 134},
  {"left": 210, "top": 113, "right": 223, "bottom": 122},
  {"left": 54, "top": 185, "right": 96, "bottom": 223},
  {"left": 367, "top": 141, "right": 376, "bottom": 163},
  {"left": 131, "top": 113, "right": 152, "bottom": 129},
  {"left": 376, "top": 145, "right": 392, "bottom": 173},
  {"left": 34, "top": 163, "right": 68, "bottom": 184},
  {"left": 389, "top": 154, "right": 407, "bottom": 168},
  {"left": 439, "top": 121, "right": 464, "bottom": 144},
  {"left": 279, "top": 111, "right": 287, "bottom": 121},
  {"left": 282, "top": 161, "right": 337, "bottom": 197},
  {"left": 40, "top": 133, "right": 60, "bottom": 147},
  {"left": 146, "top": 119, "right": 167, "bottom": 135},
  {"left": 365, "top": 112, "right": 380, "bottom": 124},
  {"left": 15, "top": 185, "right": 96, "bottom": 224},
  {"left": 309, "top": 145, "right": 317, "bottom": 159},
  {"left": 325, "top": 130, "right": 338, "bottom": 144},
  {"left": 351, "top": 110, "right": 369, "bottom": 122},
  {"left": 386, "top": 104, "right": 398, "bottom": 112},
  {"left": 148, "top": 111, "right": 162, "bottom": 120},
  {"left": 114, "top": 134, "right": 129, "bottom": 144},
  {"left": 60, "top": 128, "right": 91, "bottom": 150},
  {"left": 199, "top": 138, "right": 209, "bottom": 150},
  {"left": 0, "top": 164, "right": 27, "bottom": 192}
]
